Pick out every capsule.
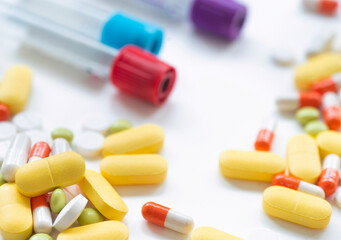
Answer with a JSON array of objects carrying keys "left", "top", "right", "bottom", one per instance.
[
  {"left": 190, "top": 227, "right": 242, "bottom": 240},
  {"left": 52, "top": 138, "right": 71, "bottom": 155},
  {"left": 28, "top": 142, "right": 51, "bottom": 163},
  {"left": 303, "top": 0, "right": 339, "bottom": 15},
  {"left": 276, "top": 92, "right": 321, "bottom": 113},
  {"left": 311, "top": 72, "right": 341, "bottom": 94},
  {"left": 1, "top": 133, "right": 31, "bottom": 182},
  {"left": 316, "top": 130, "right": 341, "bottom": 157},
  {"left": 318, "top": 154, "right": 340, "bottom": 196},
  {"left": 272, "top": 174, "right": 325, "bottom": 198},
  {"left": 335, "top": 186, "right": 341, "bottom": 208},
  {"left": 142, "top": 202, "right": 194, "bottom": 234},
  {"left": 322, "top": 92, "right": 341, "bottom": 130},
  {"left": 31, "top": 194, "right": 52, "bottom": 234},
  {"left": 254, "top": 117, "right": 276, "bottom": 151}
]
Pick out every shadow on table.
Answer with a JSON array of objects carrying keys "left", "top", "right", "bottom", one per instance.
[
  {"left": 142, "top": 221, "right": 189, "bottom": 240},
  {"left": 114, "top": 184, "right": 167, "bottom": 197}
]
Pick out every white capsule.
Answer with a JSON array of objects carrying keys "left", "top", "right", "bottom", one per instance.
[
  {"left": 0, "top": 140, "right": 11, "bottom": 167},
  {"left": 336, "top": 186, "right": 341, "bottom": 208},
  {"left": 33, "top": 206, "right": 52, "bottom": 233},
  {"left": 82, "top": 114, "right": 110, "bottom": 135},
  {"left": 0, "top": 122, "right": 17, "bottom": 141},
  {"left": 13, "top": 112, "right": 42, "bottom": 131},
  {"left": 298, "top": 181, "right": 325, "bottom": 198},
  {"left": 74, "top": 131, "right": 104, "bottom": 158},
  {"left": 276, "top": 93, "right": 300, "bottom": 112},
  {"left": 1, "top": 133, "right": 31, "bottom": 182},
  {"left": 51, "top": 138, "right": 71, "bottom": 155},
  {"left": 164, "top": 209, "right": 194, "bottom": 234},
  {"left": 323, "top": 92, "right": 339, "bottom": 108}
]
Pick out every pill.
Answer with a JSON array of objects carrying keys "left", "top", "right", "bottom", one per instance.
[
  {"left": 0, "top": 103, "right": 10, "bottom": 121},
  {"left": 318, "top": 154, "right": 340, "bottom": 196},
  {"left": 78, "top": 169, "right": 128, "bottom": 220},
  {"left": 29, "top": 233, "right": 53, "bottom": 240},
  {"left": 0, "top": 140, "right": 11, "bottom": 166},
  {"left": 254, "top": 117, "right": 276, "bottom": 151},
  {"left": 295, "top": 53, "right": 341, "bottom": 90},
  {"left": 77, "top": 208, "right": 104, "bottom": 226},
  {"left": 335, "top": 186, "right": 341, "bottom": 208},
  {"left": 305, "top": 120, "right": 328, "bottom": 137},
  {"left": 311, "top": 72, "right": 341, "bottom": 94},
  {"left": 28, "top": 142, "right": 51, "bottom": 163},
  {"left": 263, "top": 186, "right": 332, "bottom": 228},
  {"left": 190, "top": 227, "right": 242, "bottom": 240},
  {"left": 53, "top": 194, "right": 88, "bottom": 232},
  {"left": 219, "top": 150, "right": 286, "bottom": 182},
  {"left": 316, "top": 130, "right": 341, "bottom": 157},
  {"left": 51, "top": 128, "right": 73, "bottom": 143},
  {"left": 276, "top": 92, "right": 321, "bottom": 113},
  {"left": 15, "top": 151, "right": 85, "bottom": 197},
  {"left": 303, "top": 0, "right": 339, "bottom": 15},
  {"left": 0, "top": 183, "right": 32, "bottom": 240},
  {"left": 56, "top": 220, "right": 129, "bottom": 240},
  {"left": 32, "top": 194, "right": 52, "bottom": 234},
  {"left": 272, "top": 174, "right": 325, "bottom": 198},
  {"left": 101, "top": 154, "right": 168, "bottom": 185},
  {"left": 13, "top": 112, "right": 42, "bottom": 131},
  {"left": 322, "top": 92, "right": 341, "bottom": 130},
  {"left": 82, "top": 115, "right": 110, "bottom": 135},
  {"left": 0, "top": 65, "right": 32, "bottom": 114},
  {"left": 272, "top": 49, "right": 296, "bottom": 67},
  {"left": 51, "top": 138, "right": 71, "bottom": 155},
  {"left": 63, "top": 184, "right": 84, "bottom": 203},
  {"left": 108, "top": 119, "right": 133, "bottom": 134},
  {"left": 0, "top": 121, "right": 17, "bottom": 141},
  {"left": 142, "top": 202, "right": 194, "bottom": 234},
  {"left": 287, "top": 134, "right": 321, "bottom": 183},
  {"left": 24, "top": 130, "right": 49, "bottom": 147},
  {"left": 50, "top": 188, "right": 66, "bottom": 214},
  {"left": 1, "top": 133, "right": 31, "bottom": 182},
  {"left": 102, "top": 124, "right": 164, "bottom": 156},
  {"left": 74, "top": 131, "right": 104, "bottom": 158},
  {"left": 295, "top": 107, "right": 320, "bottom": 125}
]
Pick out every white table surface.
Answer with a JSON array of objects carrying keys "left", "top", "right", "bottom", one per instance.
[{"left": 1, "top": 0, "right": 341, "bottom": 239}]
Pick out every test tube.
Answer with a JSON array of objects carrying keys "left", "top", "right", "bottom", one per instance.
[
  {"left": 9, "top": 0, "right": 163, "bottom": 54},
  {"left": 0, "top": 3, "right": 176, "bottom": 105}
]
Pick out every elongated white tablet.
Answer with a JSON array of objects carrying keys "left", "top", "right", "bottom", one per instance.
[
  {"left": 82, "top": 115, "right": 110, "bottom": 135},
  {"left": 13, "top": 112, "right": 42, "bottom": 131},
  {"left": 0, "top": 122, "right": 17, "bottom": 141},
  {"left": 74, "top": 131, "right": 104, "bottom": 158}
]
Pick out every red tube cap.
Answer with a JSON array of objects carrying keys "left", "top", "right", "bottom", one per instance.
[{"left": 111, "top": 45, "right": 176, "bottom": 106}]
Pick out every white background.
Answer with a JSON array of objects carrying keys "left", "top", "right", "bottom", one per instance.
[{"left": 1, "top": 0, "right": 341, "bottom": 239}]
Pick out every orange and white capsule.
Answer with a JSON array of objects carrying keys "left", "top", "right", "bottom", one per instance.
[
  {"left": 276, "top": 92, "right": 322, "bottom": 113},
  {"left": 31, "top": 194, "right": 52, "bottom": 234},
  {"left": 28, "top": 142, "right": 51, "bottom": 163},
  {"left": 254, "top": 117, "right": 276, "bottom": 151},
  {"left": 142, "top": 202, "right": 194, "bottom": 234},
  {"left": 311, "top": 72, "right": 341, "bottom": 95},
  {"left": 272, "top": 174, "right": 325, "bottom": 198},
  {"left": 303, "top": 0, "right": 339, "bottom": 15},
  {"left": 318, "top": 154, "right": 340, "bottom": 196},
  {"left": 322, "top": 92, "right": 341, "bottom": 130}
]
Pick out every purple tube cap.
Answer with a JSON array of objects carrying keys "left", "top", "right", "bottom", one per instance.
[{"left": 190, "top": 0, "right": 247, "bottom": 41}]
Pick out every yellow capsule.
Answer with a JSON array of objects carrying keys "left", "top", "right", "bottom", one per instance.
[
  {"left": 0, "top": 65, "right": 32, "bottom": 114},
  {"left": 295, "top": 53, "right": 341, "bottom": 90},
  {"left": 102, "top": 124, "right": 164, "bottom": 157},
  {"left": 287, "top": 134, "right": 321, "bottom": 183},
  {"left": 263, "top": 186, "right": 332, "bottom": 228},
  {"left": 56, "top": 221, "right": 129, "bottom": 240},
  {"left": 15, "top": 152, "right": 85, "bottom": 197},
  {"left": 100, "top": 154, "right": 167, "bottom": 185},
  {"left": 0, "top": 183, "right": 32, "bottom": 240},
  {"left": 219, "top": 150, "right": 286, "bottom": 182},
  {"left": 316, "top": 130, "right": 341, "bottom": 158},
  {"left": 190, "top": 227, "right": 242, "bottom": 240},
  {"left": 78, "top": 169, "right": 128, "bottom": 221}
]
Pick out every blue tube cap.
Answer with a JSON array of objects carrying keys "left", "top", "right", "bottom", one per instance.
[{"left": 101, "top": 13, "right": 163, "bottom": 55}]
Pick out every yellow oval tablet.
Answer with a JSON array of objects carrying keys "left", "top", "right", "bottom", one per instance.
[
  {"left": 263, "top": 186, "right": 332, "bottom": 228},
  {"left": 287, "top": 134, "right": 321, "bottom": 183},
  {"left": 316, "top": 131, "right": 341, "bottom": 158},
  {"left": 56, "top": 221, "right": 129, "bottom": 240},
  {"left": 102, "top": 124, "right": 164, "bottom": 156},
  {"left": 219, "top": 150, "right": 286, "bottom": 182},
  {"left": 100, "top": 154, "right": 168, "bottom": 185},
  {"left": 15, "top": 152, "right": 85, "bottom": 197},
  {"left": 0, "top": 65, "right": 32, "bottom": 114},
  {"left": 0, "top": 183, "right": 32, "bottom": 240},
  {"left": 78, "top": 169, "right": 128, "bottom": 220},
  {"left": 295, "top": 53, "right": 341, "bottom": 90},
  {"left": 190, "top": 227, "right": 242, "bottom": 240}
]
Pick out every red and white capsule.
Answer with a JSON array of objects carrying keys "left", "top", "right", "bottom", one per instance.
[
  {"left": 322, "top": 92, "right": 341, "bottom": 130},
  {"left": 272, "top": 174, "right": 325, "bottom": 198},
  {"left": 276, "top": 92, "right": 322, "bottom": 113},
  {"left": 318, "top": 154, "right": 340, "bottom": 196},
  {"left": 311, "top": 72, "right": 341, "bottom": 95},
  {"left": 28, "top": 141, "right": 51, "bottom": 163},
  {"left": 31, "top": 194, "right": 52, "bottom": 234},
  {"left": 254, "top": 117, "right": 276, "bottom": 151},
  {"left": 52, "top": 138, "right": 70, "bottom": 155},
  {"left": 303, "top": 0, "right": 339, "bottom": 15},
  {"left": 142, "top": 202, "right": 194, "bottom": 234}
]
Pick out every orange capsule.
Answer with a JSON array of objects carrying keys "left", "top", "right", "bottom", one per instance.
[
  {"left": 311, "top": 72, "right": 341, "bottom": 95},
  {"left": 0, "top": 104, "right": 10, "bottom": 121},
  {"left": 318, "top": 154, "right": 340, "bottom": 196},
  {"left": 254, "top": 117, "right": 276, "bottom": 151},
  {"left": 28, "top": 142, "right": 51, "bottom": 163},
  {"left": 299, "top": 92, "right": 322, "bottom": 109},
  {"left": 322, "top": 92, "right": 341, "bottom": 130}
]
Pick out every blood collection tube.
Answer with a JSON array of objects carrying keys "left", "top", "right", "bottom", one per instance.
[
  {"left": 254, "top": 117, "right": 276, "bottom": 151},
  {"left": 52, "top": 138, "right": 71, "bottom": 155},
  {"left": 303, "top": 0, "right": 339, "bottom": 15},
  {"left": 318, "top": 154, "right": 340, "bottom": 196},
  {"left": 142, "top": 202, "right": 194, "bottom": 234},
  {"left": 311, "top": 72, "right": 341, "bottom": 95},
  {"left": 8, "top": 0, "right": 163, "bottom": 54},
  {"left": 0, "top": 3, "right": 176, "bottom": 105},
  {"left": 31, "top": 194, "right": 52, "bottom": 234},
  {"left": 276, "top": 92, "right": 322, "bottom": 113},
  {"left": 272, "top": 174, "right": 325, "bottom": 198},
  {"left": 322, "top": 92, "right": 341, "bottom": 130},
  {"left": 28, "top": 142, "right": 51, "bottom": 163}
]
